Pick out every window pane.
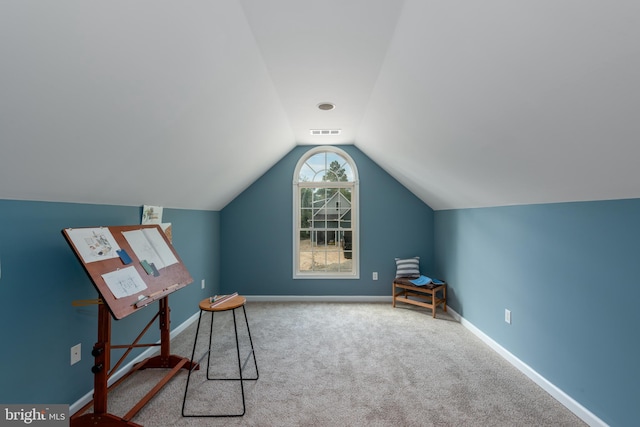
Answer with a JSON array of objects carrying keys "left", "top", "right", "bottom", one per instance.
[
  {"left": 298, "top": 164, "right": 315, "bottom": 182},
  {"left": 340, "top": 255, "right": 353, "bottom": 272},
  {"left": 340, "top": 253, "right": 353, "bottom": 270},
  {"left": 326, "top": 231, "right": 340, "bottom": 248},
  {"left": 300, "top": 188, "right": 313, "bottom": 208},
  {"left": 299, "top": 252, "right": 313, "bottom": 272},
  {"left": 299, "top": 231, "right": 312, "bottom": 271},
  {"left": 321, "top": 154, "right": 341, "bottom": 181},
  {"left": 341, "top": 231, "right": 353, "bottom": 259},
  {"left": 342, "top": 163, "right": 354, "bottom": 182},
  {"left": 300, "top": 208, "right": 312, "bottom": 228},
  {"left": 313, "top": 187, "right": 326, "bottom": 206},
  {"left": 341, "top": 188, "right": 352, "bottom": 202},
  {"left": 305, "top": 153, "right": 326, "bottom": 182},
  {"left": 312, "top": 252, "right": 328, "bottom": 271}
]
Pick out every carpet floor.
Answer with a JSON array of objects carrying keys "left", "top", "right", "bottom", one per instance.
[{"left": 88, "top": 302, "right": 586, "bottom": 426}]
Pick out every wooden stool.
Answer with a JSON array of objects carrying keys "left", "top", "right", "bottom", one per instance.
[
  {"left": 182, "top": 295, "right": 259, "bottom": 417},
  {"left": 392, "top": 278, "right": 447, "bottom": 318}
]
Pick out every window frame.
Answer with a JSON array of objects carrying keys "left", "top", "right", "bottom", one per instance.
[{"left": 293, "top": 146, "right": 359, "bottom": 279}]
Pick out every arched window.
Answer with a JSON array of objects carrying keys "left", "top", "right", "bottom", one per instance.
[{"left": 293, "top": 146, "right": 359, "bottom": 279}]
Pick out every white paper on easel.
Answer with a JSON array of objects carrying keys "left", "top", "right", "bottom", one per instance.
[
  {"left": 67, "top": 227, "right": 121, "bottom": 263},
  {"left": 122, "top": 228, "right": 178, "bottom": 269},
  {"left": 101, "top": 266, "right": 148, "bottom": 299}
]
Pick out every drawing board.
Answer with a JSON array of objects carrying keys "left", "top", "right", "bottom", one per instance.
[{"left": 63, "top": 224, "right": 193, "bottom": 319}]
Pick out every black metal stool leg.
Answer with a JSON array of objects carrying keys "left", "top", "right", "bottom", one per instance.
[
  {"left": 206, "top": 311, "right": 215, "bottom": 379},
  {"left": 232, "top": 309, "right": 246, "bottom": 416},
  {"left": 181, "top": 309, "right": 203, "bottom": 416},
  {"left": 241, "top": 305, "right": 259, "bottom": 380}
]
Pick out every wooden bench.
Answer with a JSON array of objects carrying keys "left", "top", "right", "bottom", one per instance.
[{"left": 392, "top": 277, "right": 447, "bottom": 318}]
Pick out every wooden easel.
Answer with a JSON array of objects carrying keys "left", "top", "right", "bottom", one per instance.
[{"left": 63, "top": 225, "right": 196, "bottom": 427}]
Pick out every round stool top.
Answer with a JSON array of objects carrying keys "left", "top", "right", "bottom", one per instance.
[{"left": 199, "top": 295, "right": 246, "bottom": 312}]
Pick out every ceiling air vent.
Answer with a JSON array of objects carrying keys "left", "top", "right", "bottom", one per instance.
[{"left": 310, "top": 129, "right": 341, "bottom": 135}]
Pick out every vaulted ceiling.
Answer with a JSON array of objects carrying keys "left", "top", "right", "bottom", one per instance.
[{"left": 1, "top": 1, "right": 639, "bottom": 211}]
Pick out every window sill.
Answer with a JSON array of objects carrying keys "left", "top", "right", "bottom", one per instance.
[{"left": 293, "top": 273, "right": 360, "bottom": 280}]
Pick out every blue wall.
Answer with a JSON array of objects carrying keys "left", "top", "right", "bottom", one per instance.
[
  {"left": 434, "top": 199, "right": 640, "bottom": 427},
  {"left": 220, "top": 145, "right": 435, "bottom": 295},
  {"left": 0, "top": 200, "right": 219, "bottom": 405}
]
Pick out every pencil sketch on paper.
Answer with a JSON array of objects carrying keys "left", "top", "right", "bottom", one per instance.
[
  {"left": 102, "top": 266, "right": 148, "bottom": 299},
  {"left": 122, "top": 228, "right": 178, "bottom": 270},
  {"left": 67, "top": 227, "right": 121, "bottom": 264}
]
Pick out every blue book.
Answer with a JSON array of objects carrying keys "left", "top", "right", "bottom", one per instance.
[{"left": 410, "top": 275, "right": 432, "bottom": 286}]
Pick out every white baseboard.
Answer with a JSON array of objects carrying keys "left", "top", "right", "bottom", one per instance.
[
  {"left": 245, "top": 295, "right": 392, "bottom": 303},
  {"left": 69, "top": 311, "right": 201, "bottom": 416},
  {"left": 446, "top": 307, "right": 607, "bottom": 427}
]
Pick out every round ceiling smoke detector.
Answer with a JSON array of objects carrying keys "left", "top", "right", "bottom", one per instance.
[{"left": 317, "top": 103, "right": 335, "bottom": 111}]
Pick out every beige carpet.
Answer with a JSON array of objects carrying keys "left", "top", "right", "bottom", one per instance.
[{"left": 91, "top": 302, "right": 586, "bottom": 426}]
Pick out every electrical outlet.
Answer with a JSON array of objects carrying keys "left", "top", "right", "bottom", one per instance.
[
  {"left": 71, "top": 344, "right": 81, "bottom": 365},
  {"left": 372, "top": 272, "right": 378, "bottom": 280},
  {"left": 505, "top": 309, "right": 512, "bottom": 324},
  {"left": 201, "top": 279, "right": 205, "bottom": 289}
]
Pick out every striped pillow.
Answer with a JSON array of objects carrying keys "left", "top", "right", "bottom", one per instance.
[{"left": 395, "top": 256, "right": 420, "bottom": 278}]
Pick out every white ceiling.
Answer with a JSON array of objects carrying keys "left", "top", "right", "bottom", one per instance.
[{"left": 1, "top": 0, "right": 639, "bottom": 211}]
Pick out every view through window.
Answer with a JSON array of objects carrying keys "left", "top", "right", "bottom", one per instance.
[{"left": 294, "top": 147, "right": 358, "bottom": 278}]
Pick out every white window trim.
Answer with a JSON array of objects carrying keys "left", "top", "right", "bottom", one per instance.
[{"left": 293, "top": 146, "right": 360, "bottom": 279}]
